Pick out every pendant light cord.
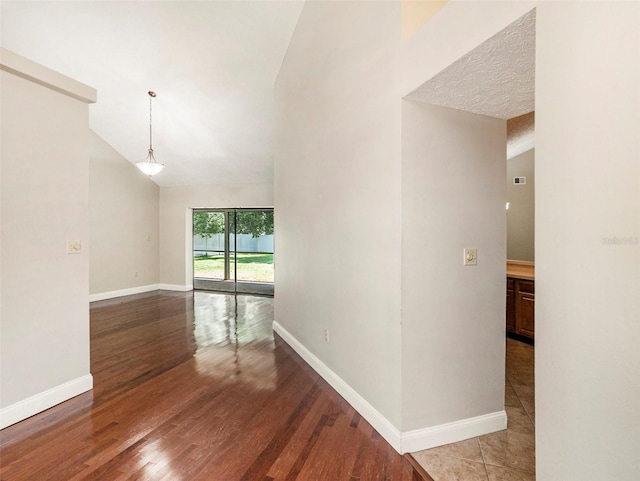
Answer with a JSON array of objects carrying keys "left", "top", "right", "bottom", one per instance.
[
  {"left": 136, "top": 90, "right": 164, "bottom": 176},
  {"left": 149, "top": 93, "right": 153, "bottom": 151}
]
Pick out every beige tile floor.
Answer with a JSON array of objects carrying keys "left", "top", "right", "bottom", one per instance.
[{"left": 413, "top": 338, "right": 535, "bottom": 481}]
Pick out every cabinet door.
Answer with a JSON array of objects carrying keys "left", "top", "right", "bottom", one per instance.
[
  {"left": 506, "top": 278, "right": 516, "bottom": 333},
  {"left": 516, "top": 280, "right": 535, "bottom": 338}
]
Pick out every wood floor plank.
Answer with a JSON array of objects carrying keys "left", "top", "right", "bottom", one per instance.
[
  {"left": 0, "top": 291, "right": 425, "bottom": 481},
  {"left": 264, "top": 393, "right": 335, "bottom": 480}
]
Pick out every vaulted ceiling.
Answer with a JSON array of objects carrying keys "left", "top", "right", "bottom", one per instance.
[
  {"left": 2, "top": 2, "right": 537, "bottom": 186},
  {"left": 1, "top": 1, "right": 304, "bottom": 186}
]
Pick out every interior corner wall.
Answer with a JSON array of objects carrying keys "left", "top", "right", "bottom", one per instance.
[
  {"left": 89, "top": 131, "right": 159, "bottom": 297},
  {"left": 159, "top": 184, "right": 274, "bottom": 289},
  {"left": 0, "top": 67, "right": 92, "bottom": 424},
  {"left": 507, "top": 148, "right": 535, "bottom": 261},
  {"left": 401, "top": 101, "right": 507, "bottom": 434},
  {"left": 274, "top": 0, "right": 404, "bottom": 431},
  {"left": 536, "top": 2, "right": 640, "bottom": 479}
]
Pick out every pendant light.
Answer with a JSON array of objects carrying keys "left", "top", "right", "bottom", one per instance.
[{"left": 136, "top": 91, "right": 165, "bottom": 176}]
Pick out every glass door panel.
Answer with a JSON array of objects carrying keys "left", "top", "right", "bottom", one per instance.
[
  {"left": 234, "top": 210, "right": 274, "bottom": 284},
  {"left": 193, "top": 211, "right": 226, "bottom": 279},
  {"left": 193, "top": 208, "right": 274, "bottom": 296}
]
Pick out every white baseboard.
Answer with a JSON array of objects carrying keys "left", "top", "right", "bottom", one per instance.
[
  {"left": 272, "top": 321, "right": 508, "bottom": 454},
  {"left": 159, "top": 283, "right": 193, "bottom": 292},
  {"left": 272, "top": 321, "right": 403, "bottom": 453},
  {"left": 401, "top": 410, "right": 507, "bottom": 453},
  {"left": 89, "top": 284, "right": 161, "bottom": 302},
  {"left": 0, "top": 374, "right": 93, "bottom": 430},
  {"left": 89, "top": 283, "right": 194, "bottom": 302}
]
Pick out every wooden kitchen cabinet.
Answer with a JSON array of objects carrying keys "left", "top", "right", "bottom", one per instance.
[
  {"left": 506, "top": 278, "right": 516, "bottom": 333},
  {"left": 506, "top": 261, "right": 535, "bottom": 342},
  {"left": 516, "top": 280, "right": 535, "bottom": 338}
]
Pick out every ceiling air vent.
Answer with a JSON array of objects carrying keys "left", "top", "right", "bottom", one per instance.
[{"left": 513, "top": 177, "right": 526, "bottom": 185}]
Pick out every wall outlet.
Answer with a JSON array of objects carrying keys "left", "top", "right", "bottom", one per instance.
[
  {"left": 463, "top": 247, "right": 477, "bottom": 266},
  {"left": 323, "top": 328, "right": 329, "bottom": 342},
  {"left": 67, "top": 240, "right": 82, "bottom": 254}
]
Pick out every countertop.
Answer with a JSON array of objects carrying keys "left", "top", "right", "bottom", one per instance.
[{"left": 507, "top": 260, "right": 535, "bottom": 280}]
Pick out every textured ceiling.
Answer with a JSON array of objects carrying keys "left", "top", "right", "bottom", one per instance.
[
  {"left": 507, "top": 111, "right": 535, "bottom": 159},
  {"left": 406, "top": 9, "right": 535, "bottom": 120},
  {"left": 1, "top": 1, "right": 304, "bottom": 186}
]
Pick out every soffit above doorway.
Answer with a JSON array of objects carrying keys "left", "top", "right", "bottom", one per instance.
[
  {"left": 405, "top": 9, "right": 535, "bottom": 120},
  {"left": 507, "top": 111, "right": 535, "bottom": 159}
]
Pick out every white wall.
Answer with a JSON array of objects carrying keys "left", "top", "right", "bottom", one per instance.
[
  {"left": 159, "top": 184, "right": 273, "bottom": 288},
  {"left": 401, "top": 101, "right": 506, "bottom": 434},
  {"left": 507, "top": 148, "right": 535, "bottom": 261},
  {"left": 536, "top": 3, "right": 640, "bottom": 480},
  {"left": 89, "top": 131, "right": 159, "bottom": 298},
  {"left": 0, "top": 50, "right": 95, "bottom": 427},
  {"left": 275, "top": 0, "right": 404, "bottom": 432}
]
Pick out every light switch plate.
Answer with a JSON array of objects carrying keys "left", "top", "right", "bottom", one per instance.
[{"left": 464, "top": 248, "right": 477, "bottom": 266}]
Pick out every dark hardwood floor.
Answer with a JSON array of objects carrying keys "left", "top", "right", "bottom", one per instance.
[{"left": 0, "top": 290, "right": 425, "bottom": 480}]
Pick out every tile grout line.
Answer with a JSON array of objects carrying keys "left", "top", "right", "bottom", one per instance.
[
  {"left": 510, "top": 378, "right": 536, "bottom": 427},
  {"left": 477, "top": 437, "right": 491, "bottom": 480},
  {"left": 506, "top": 343, "right": 537, "bottom": 478},
  {"left": 506, "top": 377, "right": 525, "bottom": 410}
]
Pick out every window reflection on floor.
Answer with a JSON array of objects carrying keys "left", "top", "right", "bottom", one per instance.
[{"left": 193, "top": 291, "right": 277, "bottom": 390}]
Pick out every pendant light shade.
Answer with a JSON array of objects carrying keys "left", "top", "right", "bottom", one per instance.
[
  {"left": 136, "top": 91, "right": 165, "bottom": 176},
  {"left": 137, "top": 148, "right": 164, "bottom": 176}
]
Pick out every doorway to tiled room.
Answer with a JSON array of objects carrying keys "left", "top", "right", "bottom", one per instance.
[
  {"left": 412, "top": 339, "right": 535, "bottom": 480},
  {"left": 406, "top": 8, "right": 536, "bottom": 480}
]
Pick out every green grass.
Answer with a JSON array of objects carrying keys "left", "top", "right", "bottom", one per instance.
[{"left": 194, "top": 253, "right": 274, "bottom": 283}]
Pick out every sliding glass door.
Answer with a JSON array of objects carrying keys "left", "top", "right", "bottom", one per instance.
[{"left": 193, "top": 209, "right": 274, "bottom": 295}]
